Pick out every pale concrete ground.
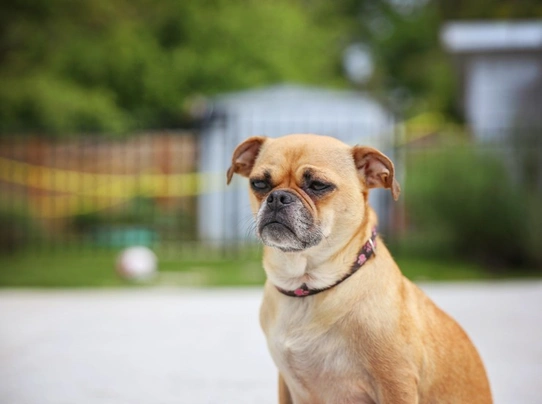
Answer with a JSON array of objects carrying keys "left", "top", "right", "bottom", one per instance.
[{"left": 0, "top": 282, "right": 541, "bottom": 404}]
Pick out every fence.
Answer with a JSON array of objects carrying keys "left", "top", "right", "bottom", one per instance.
[
  {"left": 0, "top": 132, "right": 200, "bottom": 255},
  {"left": 1, "top": 128, "right": 541, "bottom": 269}
]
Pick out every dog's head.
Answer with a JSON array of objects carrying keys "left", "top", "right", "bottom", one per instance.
[{"left": 227, "top": 134, "right": 400, "bottom": 253}]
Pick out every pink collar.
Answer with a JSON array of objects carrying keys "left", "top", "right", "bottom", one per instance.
[{"left": 275, "top": 227, "right": 378, "bottom": 297}]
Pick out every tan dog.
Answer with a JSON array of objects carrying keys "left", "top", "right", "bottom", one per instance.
[{"left": 227, "top": 134, "right": 492, "bottom": 404}]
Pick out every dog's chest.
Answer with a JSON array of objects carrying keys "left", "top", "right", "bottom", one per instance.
[{"left": 265, "top": 300, "right": 375, "bottom": 404}]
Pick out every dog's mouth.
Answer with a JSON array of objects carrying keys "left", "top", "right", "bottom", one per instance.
[
  {"left": 258, "top": 215, "right": 321, "bottom": 252},
  {"left": 262, "top": 220, "right": 295, "bottom": 235}
]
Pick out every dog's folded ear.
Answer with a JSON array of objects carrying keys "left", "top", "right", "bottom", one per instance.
[
  {"left": 352, "top": 146, "right": 401, "bottom": 200},
  {"left": 227, "top": 136, "right": 267, "bottom": 184}
]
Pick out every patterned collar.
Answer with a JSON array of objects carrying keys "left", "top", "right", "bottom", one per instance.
[{"left": 275, "top": 227, "right": 378, "bottom": 297}]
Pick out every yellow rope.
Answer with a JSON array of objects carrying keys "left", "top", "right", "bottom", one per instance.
[{"left": 0, "top": 156, "right": 227, "bottom": 218}]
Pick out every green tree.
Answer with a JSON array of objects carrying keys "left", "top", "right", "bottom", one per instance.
[
  {"left": 308, "top": 0, "right": 542, "bottom": 120},
  {"left": 1, "top": 0, "right": 540, "bottom": 135},
  {"left": 0, "top": 0, "right": 347, "bottom": 135}
]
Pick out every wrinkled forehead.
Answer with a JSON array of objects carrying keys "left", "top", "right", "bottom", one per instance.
[{"left": 253, "top": 135, "right": 355, "bottom": 181}]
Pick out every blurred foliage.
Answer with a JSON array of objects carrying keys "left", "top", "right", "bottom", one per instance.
[
  {"left": 73, "top": 197, "right": 157, "bottom": 231},
  {"left": 0, "top": 211, "right": 37, "bottom": 253},
  {"left": 440, "top": 0, "right": 542, "bottom": 19},
  {"left": 0, "top": 0, "right": 344, "bottom": 135},
  {"left": 404, "top": 147, "right": 542, "bottom": 271},
  {"left": 1, "top": 0, "right": 541, "bottom": 135},
  {"left": 72, "top": 196, "right": 197, "bottom": 244},
  {"left": 311, "top": 0, "right": 542, "bottom": 119},
  {"left": 0, "top": 196, "right": 46, "bottom": 253}
]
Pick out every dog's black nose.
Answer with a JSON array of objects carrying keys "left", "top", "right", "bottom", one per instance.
[{"left": 267, "top": 190, "right": 295, "bottom": 209}]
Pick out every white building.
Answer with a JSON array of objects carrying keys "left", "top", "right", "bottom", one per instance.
[{"left": 441, "top": 21, "right": 542, "bottom": 140}]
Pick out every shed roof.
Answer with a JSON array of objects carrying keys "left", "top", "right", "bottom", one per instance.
[
  {"left": 209, "top": 84, "right": 388, "bottom": 121},
  {"left": 441, "top": 21, "right": 542, "bottom": 53}
]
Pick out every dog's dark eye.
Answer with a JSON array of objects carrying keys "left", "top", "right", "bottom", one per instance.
[
  {"left": 309, "top": 181, "right": 330, "bottom": 192},
  {"left": 251, "top": 179, "right": 270, "bottom": 191}
]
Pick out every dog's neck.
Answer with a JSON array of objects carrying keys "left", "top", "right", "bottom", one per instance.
[{"left": 263, "top": 208, "right": 378, "bottom": 292}]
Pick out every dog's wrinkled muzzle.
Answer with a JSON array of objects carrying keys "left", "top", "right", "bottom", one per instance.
[{"left": 257, "top": 189, "right": 321, "bottom": 252}]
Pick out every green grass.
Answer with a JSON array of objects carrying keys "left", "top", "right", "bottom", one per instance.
[
  {"left": 0, "top": 246, "right": 537, "bottom": 288},
  {"left": 0, "top": 246, "right": 266, "bottom": 288},
  {"left": 396, "top": 257, "right": 489, "bottom": 281}
]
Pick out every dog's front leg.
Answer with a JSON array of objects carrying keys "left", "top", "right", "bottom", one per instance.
[{"left": 278, "top": 373, "right": 293, "bottom": 404}]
